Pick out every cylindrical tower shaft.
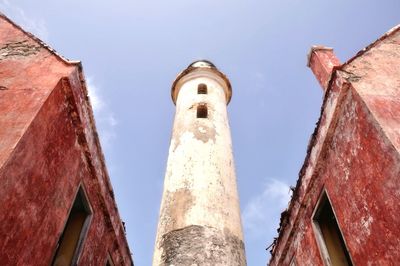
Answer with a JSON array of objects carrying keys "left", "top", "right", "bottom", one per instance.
[{"left": 153, "top": 61, "right": 246, "bottom": 266}]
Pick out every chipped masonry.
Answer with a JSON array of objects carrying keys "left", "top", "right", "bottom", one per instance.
[
  {"left": 0, "top": 40, "right": 41, "bottom": 60},
  {"left": 173, "top": 121, "right": 217, "bottom": 151}
]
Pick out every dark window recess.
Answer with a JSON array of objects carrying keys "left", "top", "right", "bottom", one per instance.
[
  {"left": 313, "top": 193, "right": 352, "bottom": 266},
  {"left": 289, "top": 256, "right": 297, "bottom": 266},
  {"left": 106, "top": 254, "right": 114, "bottom": 266},
  {"left": 52, "top": 187, "right": 92, "bottom": 266},
  {"left": 197, "top": 104, "right": 208, "bottom": 118},
  {"left": 198, "top": 83, "right": 208, "bottom": 94}
]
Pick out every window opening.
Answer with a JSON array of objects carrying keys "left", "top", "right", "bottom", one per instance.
[
  {"left": 289, "top": 255, "right": 297, "bottom": 266},
  {"left": 198, "top": 83, "right": 207, "bottom": 94},
  {"left": 106, "top": 254, "right": 114, "bottom": 266},
  {"left": 52, "top": 187, "right": 92, "bottom": 266},
  {"left": 197, "top": 104, "right": 208, "bottom": 118},
  {"left": 313, "top": 192, "right": 352, "bottom": 266}
]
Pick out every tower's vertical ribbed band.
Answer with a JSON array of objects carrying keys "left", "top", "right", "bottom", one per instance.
[{"left": 153, "top": 61, "right": 246, "bottom": 266}]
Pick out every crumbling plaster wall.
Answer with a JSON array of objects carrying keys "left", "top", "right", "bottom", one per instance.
[
  {"left": 270, "top": 26, "right": 400, "bottom": 265},
  {"left": 342, "top": 27, "right": 400, "bottom": 152},
  {"left": 275, "top": 88, "right": 400, "bottom": 265},
  {"left": 0, "top": 20, "right": 75, "bottom": 167},
  {"left": 0, "top": 16, "right": 132, "bottom": 265}
]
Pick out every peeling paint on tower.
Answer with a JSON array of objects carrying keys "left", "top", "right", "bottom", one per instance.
[{"left": 153, "top": 61, "right": 246, "bottom": 266}]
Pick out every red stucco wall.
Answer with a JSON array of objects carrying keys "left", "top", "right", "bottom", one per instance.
[
  {"left": 0, "top": 15, "right": 132, "bottom": 265},
  {"left": 270, "top": 26, "right": 400, "bottom": 265}
]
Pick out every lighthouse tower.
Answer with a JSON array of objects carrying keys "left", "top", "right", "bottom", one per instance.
[{"left": 153, "top": 61, "right": 246, "bottom": 265}]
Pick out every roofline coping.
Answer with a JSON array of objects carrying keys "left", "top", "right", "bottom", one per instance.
[{"left": 306, "top": 45, "right": 334, "bottom": 67}]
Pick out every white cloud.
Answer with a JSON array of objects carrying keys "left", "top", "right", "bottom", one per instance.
[
  {"left": 87, "top": 77, "right": 104, "bottom": 112},
  {"left": 242, "top": 179, "right": 292, "bottom": 238},
  {"left": 86, "top": 77, "right": 117, "bottom": 147},
  {"left": 0, "top": 0, "right": 49, "bottom": 41}
]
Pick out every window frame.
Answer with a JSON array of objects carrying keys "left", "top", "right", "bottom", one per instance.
[
  {"left": 311, "top": 189, "right": 353, "bottom": 266},
  {"left": 51, "top": 184, "right": 93, "bottom": 265},
  {"left": 105, "top": 253, "right": 115, "bottom": 266},
  {"left": 289, "top": 254, "right": 297, "bottom": 266}
]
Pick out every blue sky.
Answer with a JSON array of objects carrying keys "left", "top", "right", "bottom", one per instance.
[{"left": 2, "top": 1, "right": 398, "bottom": 265}]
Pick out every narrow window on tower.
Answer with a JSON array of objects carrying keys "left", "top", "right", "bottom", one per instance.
[
  {"left": 197, "top": 103, "right": 208, "bottom": 118},
  {"left": 312, "top": 191, "right": 353, "bottom": 266},
  {"left": 52, "top": 186, "right": 92, "bottom": 266},
  {"left": 198, "top": 83, "right": 207, "bottom": 94}
]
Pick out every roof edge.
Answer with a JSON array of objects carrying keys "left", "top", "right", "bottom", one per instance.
[
  {"left": 0, "top": 12, "right": 80, "bottom": 66},
  {"left": 341, "top": 24, "right": 400, "bottom": 68}
]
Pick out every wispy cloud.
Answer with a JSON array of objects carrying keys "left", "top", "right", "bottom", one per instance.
[
  {"left": 0, "top": 0, "right": 49, "bottom": 41},
  {"left": 251, "top": 71, "right": 271, "bottom": 108},
  {"left": 242, "top": 179, "right": 292, "bottom": 238},
  {"left": 87, "top": 77, "right": 118, "bottom": 147},
  {"left": 254, "top": 71, "right": 266, "bottom": 90}
]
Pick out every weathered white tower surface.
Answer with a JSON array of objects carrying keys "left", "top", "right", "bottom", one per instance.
[{"left": 153, "top": 60, "right": 246, "bottom": 266}]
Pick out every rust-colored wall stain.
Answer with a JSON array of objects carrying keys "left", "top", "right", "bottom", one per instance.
[
  {"left": 270, "top": 25, "right": 400, "bottom": 265},
  {"left": 0, "top": 15, "right": 133, "bottom": 265},
  {"left": 159, "top": 189, "right": 194, "bottom": 233}
]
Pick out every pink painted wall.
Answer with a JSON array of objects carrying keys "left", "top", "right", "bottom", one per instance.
[
  {"left": 270, "top": 26, "right": 400, "bottom": 265},
  {"left": 0, "top": 15, "right": 132, "bottom": 265}
]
